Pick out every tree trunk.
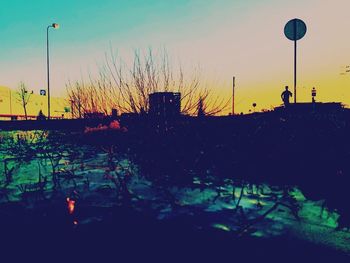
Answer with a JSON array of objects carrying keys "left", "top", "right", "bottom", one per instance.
[{"left": 24, "top": 105, "right": 28, "bottom": 120}]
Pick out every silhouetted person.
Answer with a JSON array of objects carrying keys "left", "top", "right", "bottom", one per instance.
[
  {"left": 281, "top": 86, "right": 292, "bottom": 106},
  {"left": 37, "top": 110, "right": 46, "bottom": 121}
]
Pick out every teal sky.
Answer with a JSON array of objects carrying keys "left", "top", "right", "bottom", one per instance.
[
  {"left": 0, "top": 0, "right": 252, "bottom": 91},
  {"left": 1, "top": 0, "right": 350, "bottom": 112}
]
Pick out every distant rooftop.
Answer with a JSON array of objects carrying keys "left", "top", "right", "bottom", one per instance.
[{"left": 274, "top": 102, "right": 344, "bottom": 113}]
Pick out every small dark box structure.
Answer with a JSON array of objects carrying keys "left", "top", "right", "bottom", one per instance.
[{"left": 149, "top": 92, "right": 181, "bottom": 118}]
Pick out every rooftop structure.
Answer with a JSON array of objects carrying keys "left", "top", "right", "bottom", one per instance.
[
  {"left": 274, "top": 102, "right": 344, "bottom": 114},
  {"left": 149, "top": 92, "right": 181, "bottom": 118}
]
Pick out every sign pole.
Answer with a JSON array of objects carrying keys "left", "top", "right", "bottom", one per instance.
[{"left": 284, "top": 18, "right": 306, "bottom": 105}]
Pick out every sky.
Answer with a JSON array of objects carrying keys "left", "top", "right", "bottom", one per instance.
[{"left": 0, "top": 0, "right": 350, "bottom": 113}]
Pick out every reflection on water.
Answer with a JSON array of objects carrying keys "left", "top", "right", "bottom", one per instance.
[{"left": 66, "top": 197, "right": 76, "bottom": 214}]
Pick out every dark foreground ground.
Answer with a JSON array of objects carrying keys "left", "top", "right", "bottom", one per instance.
[
  {"left": 2, "top": 108, "right": 350, "bottom": 262},
  {"left": 1, "top": 203, "right": 349, "bottom": 263}
]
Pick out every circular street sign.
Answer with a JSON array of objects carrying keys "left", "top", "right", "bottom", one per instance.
[{"left": 284, "top": 18, "right": 307, "bottom": 41}]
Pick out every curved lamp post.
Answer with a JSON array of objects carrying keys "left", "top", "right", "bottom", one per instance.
[{"left": 47, "top": 23, "right": 59, "bottom": 119}]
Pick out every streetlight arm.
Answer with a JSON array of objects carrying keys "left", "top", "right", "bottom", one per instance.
[{"left": 47, "top": 26, "right": 50, "bottom": 119}]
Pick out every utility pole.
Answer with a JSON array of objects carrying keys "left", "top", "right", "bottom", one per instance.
[
  {"left": 9, "top": 88, "right": 12, "bottom": 115},
  {"left": 232, "top": 76, "right": 235, "bottom": 115},
  {"left": 294, "top": 20, "right": 297, "bottom": 103}
]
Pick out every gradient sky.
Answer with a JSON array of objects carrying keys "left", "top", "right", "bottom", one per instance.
[{"left": 0, "top": 0, "right": 349, "bottom": 113}]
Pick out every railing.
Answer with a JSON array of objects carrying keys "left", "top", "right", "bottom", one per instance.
[{"left": 0, "top": 114, "right": 63, "bottom": 120}]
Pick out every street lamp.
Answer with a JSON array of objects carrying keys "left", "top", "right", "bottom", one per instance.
[{"left": 47, "top": 23, "right": 59, "bottom": 119}]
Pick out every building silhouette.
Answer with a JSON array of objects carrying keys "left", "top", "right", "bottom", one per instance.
[{"left": 149, "top": 92, "right": 181, "bottom": 118}]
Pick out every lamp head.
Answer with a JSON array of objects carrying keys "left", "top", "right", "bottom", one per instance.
[{"left": 52, "top": 23, "right": 59, "bottom": 29}]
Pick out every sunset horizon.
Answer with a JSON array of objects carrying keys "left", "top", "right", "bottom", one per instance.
[{"left": 1, "top": 0, "right": 349, "bottom": 114}]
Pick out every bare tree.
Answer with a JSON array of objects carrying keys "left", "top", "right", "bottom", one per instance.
[
  {"left": 105, "top": 48, "right": 205, "bottom": 115},
  {"left": 16, "top": 82, "right": 32, "bottom": 120},
  {"left": 195, "top": 90, "right": 231, "bottom": 116},
  {"left": 67, "top": 48, "right": 229, "bottom": 117}
]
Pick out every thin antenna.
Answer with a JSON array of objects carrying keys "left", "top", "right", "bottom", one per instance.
[
  {"left": 232, "top": 76, "right": 235, "bottom": 115},
  {"left": 294, "top": 19, "right": 297, "bottom": 103}
]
